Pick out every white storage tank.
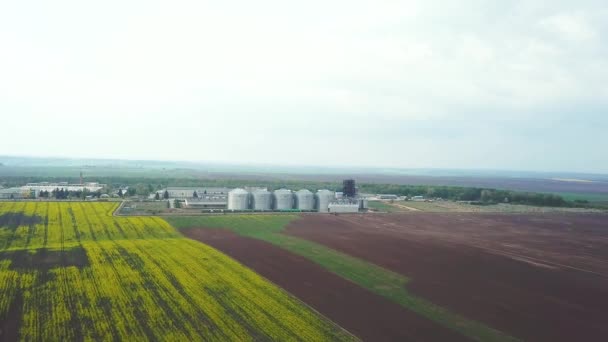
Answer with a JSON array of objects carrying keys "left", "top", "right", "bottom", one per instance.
[
  {"left": 273, "top": 189, "right": 294, "bottom": 210},
  {"left": 251, "top": 189, "right": 272, "bottom": 211},
  {"left": 295, "top": 189, "right": 314, "bottom": 211},
  {"left": 315, "top": 189, "right": 335, "bottom": 213},
  {"left": 228, "top": 188, "right": 249, "bottom": 210},
  {"left": 358, "top": 198, "right": 369, "bottom": 210}
]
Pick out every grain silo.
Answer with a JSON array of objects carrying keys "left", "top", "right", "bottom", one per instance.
[
  {"left": 358, "top": 198, "right": 369, "bottom": 210},
  {"left": 228, "top": 188, "right": 249, "bottom": 210},
  {"left": 273, "top": 189, "right": 294, "bottom": 210},
  {"left": 251, "top": 189, "right": 272, "bottom": 211},
  {"left": 295, "top": 189, "right": 314, "bottom": 211},
  {"left": 315, "top": 189, "right": 335, "bottom": 213}
]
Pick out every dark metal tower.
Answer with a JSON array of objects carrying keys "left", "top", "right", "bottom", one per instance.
[{"left": 343, "top": 179, "right": 356, "bottom": 198}]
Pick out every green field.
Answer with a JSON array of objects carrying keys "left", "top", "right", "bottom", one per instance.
[
  {"left": 367, "top": 200, "right": 401, "bottom": 212},
  {"left": 168, "top": 215, "right": 518, "bottom": 342},
  {"left": 120, "top": 201, "right": 170, "bottom": 215},
  {"left": 0, "top": 202, "right": 354, "bottom": 341}
]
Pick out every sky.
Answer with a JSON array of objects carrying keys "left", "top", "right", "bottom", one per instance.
[{"left": 1, "top": 0, "right": 607, "bottom": 173}]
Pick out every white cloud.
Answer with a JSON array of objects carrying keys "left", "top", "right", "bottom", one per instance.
[
  {"left": 540, "top": 13, "right": 597, "bottom": 41},
  {"left": 0, "top": 0, "right": 606, "bottom": 172}
]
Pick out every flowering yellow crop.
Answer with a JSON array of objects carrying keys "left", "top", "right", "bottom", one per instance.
[{"left": 0, "top": 202, "right": 354, "bottom": 341}]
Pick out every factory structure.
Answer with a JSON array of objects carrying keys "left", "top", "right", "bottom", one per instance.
[
  {"left": 156, "top": 180, "right": 368, "bottom": 213},
  {"left": 23, "top": 182, "right": 105, "bottom": 194},
  {"left": 0, "top": 179, "right": 106, "bottom": 199}
]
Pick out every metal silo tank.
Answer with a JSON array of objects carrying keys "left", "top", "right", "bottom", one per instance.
[
  {"left": 251, "top": 189, "right": 272, "bottom": 211},
  {"left": 273, "top": 189, "right": 294, "bottom": 210},
  {"left": 315, "top": 189, "right": 334, "bottom": 213},
  {"left": 228, "top": 188, "right": 249, "bottom": 210},
  {"left": 295, "top": 189, "right": 314, "bottom": 211}
]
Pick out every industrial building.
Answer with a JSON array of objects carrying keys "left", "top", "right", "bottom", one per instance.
[
  {"left": 154, "top": 187, "right": 231, "bottom": 199},
  {"left": 326, "top": 179, "right": 368, "bottom": 213},
  {"left": 151, "top": 180, "right": 369, "bottom": 213},
  {"left": 23, "top": 182, "right": 105, "bottom": 195},
  {"left": 328, "top": 201, "right": 360, "bottom": 213},
  {"left": 0, "top": 187, "right": 30, "bottom": 199},
  {"left": 184, "top": 196, "right": 228, "bottom": 209}
]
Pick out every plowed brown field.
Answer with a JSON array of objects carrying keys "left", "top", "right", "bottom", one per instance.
[
  {"left": 182, "top": 228, "right": 471, "bottom": 342},
  {"left": 286, "top": 213, "right": 608, "bottom": 342}
]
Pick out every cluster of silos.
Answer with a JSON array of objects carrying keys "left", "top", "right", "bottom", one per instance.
[
  {"left": 227, "top": 188, "right": 249, "bottom": 210},
  {"left": 315, "top": 189, "right": 335, "bottom": 213},
  {"left": 251, "top": 189, "right": 272, "bottom": 211},
  {"left": 228, "top": 188, "right": 336, "bottom": 212}
]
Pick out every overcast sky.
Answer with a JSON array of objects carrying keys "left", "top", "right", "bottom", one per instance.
[{"left": 1, "top": 1, "right": 606, "bottom": 173}]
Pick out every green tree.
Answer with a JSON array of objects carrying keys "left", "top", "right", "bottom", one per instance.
[
  {"left": 163, "top": 190, "right": 169, "bottom": 199},
  {"left": 155, "top": 192, "right": 160, "bottom": 200}
]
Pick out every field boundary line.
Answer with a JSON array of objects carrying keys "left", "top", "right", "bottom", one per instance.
[
  {"left": 177, "top": 233, "right": 362, "bottom": 342},
  {"left": 463, "top": 243, "right": 608, "bottom": 279},
  {"left": 112, "top": 201, "right": 126, "bottom": 217}
]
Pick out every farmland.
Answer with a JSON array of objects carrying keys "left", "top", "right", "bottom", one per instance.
[
  {"left": 286, "top": 213, "right": 608, "bottom": 342},
  {"left": 0, "top": 202, "right": 354, "bottom": 341},
  {"left": 169, "top": 215, "right": 517, "bottom": 342},
  {"left": 368, "top": 200, "right": 608, "bottom": 213},
  {"left": 173, "top": 213, "right": 608, "bottom": 342}
]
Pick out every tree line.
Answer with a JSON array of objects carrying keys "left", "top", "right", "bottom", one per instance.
[{"left": 38, "top": 188, "right": 102, "bottom": 200}]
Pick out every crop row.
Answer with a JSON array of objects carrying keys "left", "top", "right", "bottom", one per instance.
[{"left": 0, "top": 202, "right": 353, "bottom": 341}]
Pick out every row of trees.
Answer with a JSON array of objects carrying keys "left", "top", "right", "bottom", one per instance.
[
  {"left": 358, "top": 184, "right": 570, "bottom": 207},
  {"left": 38, "top": 188, "right": 103, "bottom": 200}
]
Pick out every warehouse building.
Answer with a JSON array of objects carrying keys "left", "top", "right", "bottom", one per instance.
[
  {"left": 328, "top": 200, "right": 360, "bottom": 213},
  {"left": 155, "top": 187, "right": 231, "bottom": 199},
  {"left": 184, "top": 196, "right": 228, "bottom": 209},
  {"left": 0, "top": 187, "right": 30, "bottom": 199},
  {"left": 24, "top": 182, "right": 105, "bottom": 195}
]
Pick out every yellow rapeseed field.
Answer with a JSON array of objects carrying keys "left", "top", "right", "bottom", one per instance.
[{"left": 0, "top": 202, "right": 354, "bottom": 341}]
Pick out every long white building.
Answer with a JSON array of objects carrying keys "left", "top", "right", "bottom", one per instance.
[
  {"left": 154, "top": 187, "right": 231, "bottom": 199},
  {"left": 23, "top": 182, "right": 106, "bottom": 195}
]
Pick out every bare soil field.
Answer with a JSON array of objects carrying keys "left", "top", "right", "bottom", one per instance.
[
  {"left": 371, "top": 200, "right": 607, "bottom": 213},
  {"left": 286, "top": 213, "right": 608, "bottom": 342},
  {"left": 182, "top": 228, "right": 471, "bottom": 342}
]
